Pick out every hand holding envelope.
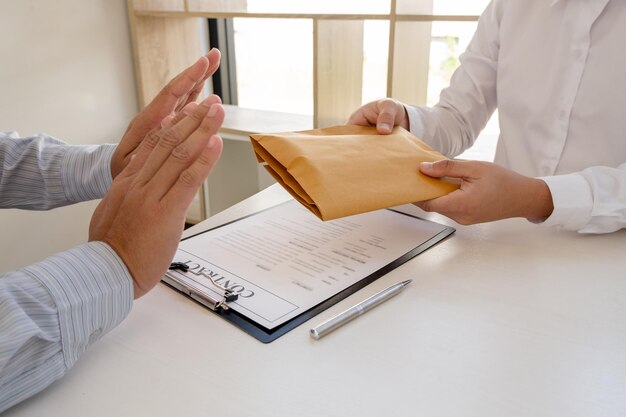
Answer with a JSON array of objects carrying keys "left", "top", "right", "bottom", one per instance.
[{"left": 250, "top": 125, "right": 459, "bottom": 220}]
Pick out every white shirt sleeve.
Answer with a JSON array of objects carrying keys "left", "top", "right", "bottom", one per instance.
[
  {"left": 401, "top": 0, "right": 626, "bottom": 234},
  {"left": 541, "top": 163, "right": 626, "bottom": 234},
  {"left": 404, "top": 0, "right": 501, "bottom": 158}
]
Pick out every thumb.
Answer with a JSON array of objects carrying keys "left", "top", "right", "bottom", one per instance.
[
  {"left": 376, "top": 111, "right": 396, "bottom": 134},
  {"left": 420, "top": 159, "right": 470, "bottom": 179},
  {"left": 376, "top": 99, "right": 402, "bottom": 134}
]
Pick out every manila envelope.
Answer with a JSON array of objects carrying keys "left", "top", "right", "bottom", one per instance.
[{"left": 250, "top": 125, "right": 459, "bottom": 221}]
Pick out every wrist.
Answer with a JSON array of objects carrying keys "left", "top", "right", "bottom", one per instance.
[{"left": 524, "top": 178, "right": 554, "bottom": 221}]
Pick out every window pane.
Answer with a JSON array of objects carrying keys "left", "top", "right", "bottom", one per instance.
[
  {"left": 431, "top": 0, "right": 490, "bottom": 15},
  {"left": 396, "top": 0, "right": 490, "bottom": 15},
  {"left": 427, "top": 20, "right": 498, "bottom": 161},
  {"left": 246, "top": 0, "right": 390, "bottom": 14},
  {"left": 230, "top": 3, "right": 498, "bottom": 162},
  {"left": 233, "top": 18, "right": 313, "bottom": 115},
  {"left": 362, "top": 20, "right": 389, "bottom": 104},
  {"left": 426, "top": 21, "right": 476, "bottom": 105},
  {"left": 233, "top": 19, "right": 392, "bottom": 115},
  {"left": 192, "top": 0, "right": 390, "bottom": 14}
]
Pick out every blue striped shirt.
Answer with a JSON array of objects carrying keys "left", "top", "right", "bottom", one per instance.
[{"left": 0, "top": 133, "right": 134, "bottom": 412}]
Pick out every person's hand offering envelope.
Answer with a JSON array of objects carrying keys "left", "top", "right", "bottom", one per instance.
[{"left": 250, "top": 125, "right": 459, "bottom": 220}]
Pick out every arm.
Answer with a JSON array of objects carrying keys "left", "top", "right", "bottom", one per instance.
[
  {"left": 0, "top": 96, "right": 225, "bottom": 413},
  {"left": 0, "top": 133, "right": 114, "bottom": 209},
  {"left": 0, "top": 48, "right": 223, "bottom": 210},
  {"left": 540, "top": 164, "right": 626, "bottom": 233},
  {"left": 404, "top": 0, "right": 501, "bottom": 157},
  {"left": 348, "top": 0, "right": 502, "bottom": 157},
  {"left": 416, "top": 160, "right": 626, "bottom": 234},
  {"left": 0, "top": 243, "right": 133, "bottom": 413},
  {"left": 415, "top": 159, "right": 554, "bottom": 225}
]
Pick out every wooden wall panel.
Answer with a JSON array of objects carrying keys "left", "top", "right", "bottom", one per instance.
[
  {"left": 132, "top": 0, "right": 185, "bottom": 12},
  {"left": 187, "top": 0, "right": 248, "bottom": 13},
  {"left": 391, "top": 21, "right": 432, "bottom": 105},
  {"left": 314, "top": 20, "right": 364, "bottom": 128},
  {"left": 388, "top": 0, "right": 433, "bottom": 105},
  {"left": 395, "top": 0, "right": 433, "bottom": 15},
  {"left": 130, "top": 16, "right": 204, "bottom": 107}
]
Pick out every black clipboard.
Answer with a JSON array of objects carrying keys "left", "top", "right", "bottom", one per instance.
[{"left": 163, "top": 202, "right": 455, "bottom": 343}]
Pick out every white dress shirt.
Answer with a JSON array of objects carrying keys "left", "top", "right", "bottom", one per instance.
[
  {"left": 0, "top": 133, "right": 133, "bottom": 413},
  {"left": 405, "top": 0, "right": 626, "bottom": 233}
]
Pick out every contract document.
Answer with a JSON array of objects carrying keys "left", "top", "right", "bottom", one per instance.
[{"left": 164, "top": 200, "right": 454, "bottom": 342}]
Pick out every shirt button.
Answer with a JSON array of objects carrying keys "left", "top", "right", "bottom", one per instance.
[
  {"left": 559, "top": 110, "right": 567, "bottom": 120},
  {"left": 572, "top": 49, "right": 582, "bottom": 59}
]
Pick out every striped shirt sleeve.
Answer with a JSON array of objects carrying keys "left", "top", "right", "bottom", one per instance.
[
  {"left": 0, "top": 132, "right": 133, "bottom": 412},
  {"left": 0, "top": 132, "right": 115, "bottom": 209},
  {"left": 0, "top": 242, "right": 133, "bottom": 413}
]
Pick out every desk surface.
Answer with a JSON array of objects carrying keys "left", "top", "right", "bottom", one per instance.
[{"left": 6, "top": 185, "right": 626, "bottom": 417}]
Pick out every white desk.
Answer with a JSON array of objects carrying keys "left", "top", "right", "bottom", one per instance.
[{"left": 6, "top": 185, "right": 626, "bottom": 417}]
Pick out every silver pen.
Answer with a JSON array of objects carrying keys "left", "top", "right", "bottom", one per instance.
[{"left": 310, "top": 279, "right": 413, "bottom": 340}]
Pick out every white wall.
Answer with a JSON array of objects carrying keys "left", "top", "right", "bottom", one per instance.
[{"left": 0, "top": 0, "right": 138, "bottom": 270}]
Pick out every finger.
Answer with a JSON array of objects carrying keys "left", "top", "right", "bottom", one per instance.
[
  {"left": 147, "top": 104, "right": 225, "bottom": 198},
  {"left": 116, "top": 153, "right": 143, "bottom": 180},
  {"left": 415, "top": 197, "right": 437, "bottom": 213},
  {"left": 347, "top": 101, "right": 378, "bottom": 126},
  {"left": 189, "top": 49, "right": 222, "bottom": 102},
  {"left": 346, "top": 110, "right": 368, "bottom": 126},
  {"left": 160, "top": 114, "right": 175, "bottom": 130},
  {"left": 182, "top": 102, "right": 200, "bottom": 115},
  {"left": 175, "top": 49, "right": 222, "bottom": 111},
  {"left": 145, "top": 56, "right": 210, "bottom": 122},
  {"left": 196, "top": 49, "right": 222, "bottom": 93},
  {"left": 376, "top": 99, "right": 402, "bottom": 134},
  {"left": 121, "top": 126, "right": 163, "bottom": 178},
  {"left": 415, "top": 191, "right": 460, "bottom": 214},
  {"left": 163, "top": 102, "right": 198, "bottom": 130},
  {"left": 116, "top": 118, "right": 138, "bottom": 154},
  {"left": 134, "top": 98, "right": 216, "bottom": 186},
  {"left": 171, "top": 95, "right": 221, "bottom": 127},
  {"left": 185, "top": 85, "right": 212, "bottom": 109},
  {"left": 205, "top": 48, "right": 222, "bottom": 79},
  {"left": 164, "top": 135, "right": 224, "bottom": 214},
  {"left": 419, "top": 159, "right": 478, "bottom": 179},
  {"left": 164, "top": 102, "right": 201, "bottom": 131},
  {"left": 121, "top": 96, "right": 219, "bottom": 175},
  {"left": 116, "top": 54, "right": 216, "bottom": 161},
  {"left": 161, "top": 96, "right": 212, "bottom": 128}
]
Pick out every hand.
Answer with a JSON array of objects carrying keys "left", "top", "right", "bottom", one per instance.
[
  {"left": 110, "top": 48, "right": 222, "bottom": 178},
  {"left": 90, "top": 96, "right": 225, "bottom": 298},
  {"left": 347, "top": 98, "right": 410, "bottom": 134},
  {"left": 415, "top": 159, "right": 554, "bottom": 225}
]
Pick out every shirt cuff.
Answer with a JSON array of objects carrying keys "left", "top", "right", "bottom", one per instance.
[
  {"left": 21, "top": 242, "right": 133, "bottom": 369},
  {"left": 61, "top": 144, "right": 115, "bottom": 202},
  {"left": 538, "top": 173, "right": 594, "bottom": 231},
  {"left": 404, "top": 104, "right": 426, "bottom": 139}
]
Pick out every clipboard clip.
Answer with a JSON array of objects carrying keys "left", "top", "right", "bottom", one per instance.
[{"left": 168, "top": 262, "right": 239, "bottom": 310}]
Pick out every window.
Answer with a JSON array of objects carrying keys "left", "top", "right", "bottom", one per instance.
[
  {"left": 216, "top": 0, "right": 497, "bottom": 160},
  {"left": 129, "top": 0, "right": 499, "bottom": 220},
  {"left": 232, "top": 18, "right": 314, "bottom": 115}
]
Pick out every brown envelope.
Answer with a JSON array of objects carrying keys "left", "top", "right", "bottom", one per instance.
[{"left": 250, "top": 125, "right": 459, "bottom": 220}]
